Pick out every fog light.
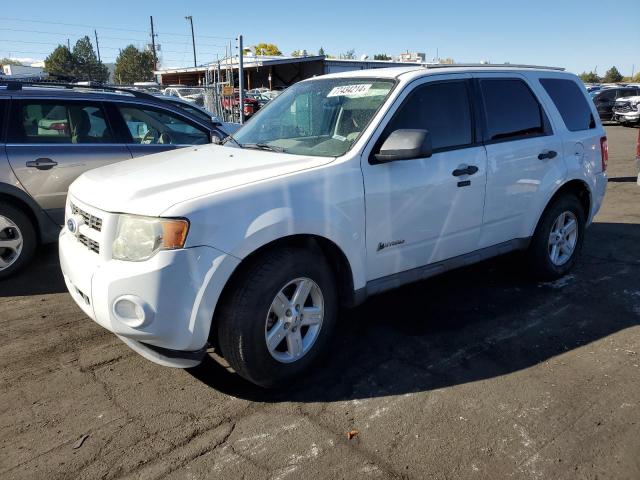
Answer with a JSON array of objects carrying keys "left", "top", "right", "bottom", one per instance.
[{"left": 112, "top": 296, "right": 154, "bottom": 328}]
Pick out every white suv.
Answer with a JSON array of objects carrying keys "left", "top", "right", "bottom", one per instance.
[{"left": 60, "top": 65, "right": 608, "bottom": 387}]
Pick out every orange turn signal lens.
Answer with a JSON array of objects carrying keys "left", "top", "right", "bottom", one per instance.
[{"left": 161, "top": 219, "right": 189, "bottom": 249}]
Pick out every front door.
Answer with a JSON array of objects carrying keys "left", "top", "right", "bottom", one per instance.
[
  {"left": 5, "top": 99, "right": 131, "bottom": 224},
  {"left": 361, "top": 75, "right": 488, "bottom": 281}
]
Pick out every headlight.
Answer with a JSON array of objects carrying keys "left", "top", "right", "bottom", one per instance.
[{"left": 112, "top": 215, "right": 189, "bottom": 261}]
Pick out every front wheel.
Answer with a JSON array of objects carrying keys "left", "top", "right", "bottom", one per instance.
[
  {"left": 216, "top": 247, "right": 337, "bottom": 388},
  {"left": 0, "top": 204, "right": 37, "bottom": 280},
  {"left": 526, "top": 194, "right": 586, "bottom": 281}
]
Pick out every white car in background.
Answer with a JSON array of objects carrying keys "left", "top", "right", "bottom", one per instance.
[
  {"left": 60, "top": 65, "right": 607, "bottom": 388},
  {"left": 613, "top": 95, "right": 640, "bottom": 125}
]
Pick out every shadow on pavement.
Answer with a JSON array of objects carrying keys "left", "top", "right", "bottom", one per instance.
[
  {"left": 607, "top": 177, "right": 637, "bottom": 183},
  {"left": 189, "top": 222, "right": 640, "bottom": 402},
  {"left": 0, "top": 244, "right": 65, "bottom": 297}
]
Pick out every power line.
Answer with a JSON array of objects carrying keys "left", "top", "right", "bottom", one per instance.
[{"left": 0, "top": 16, "right": 234, "bottom": 39}]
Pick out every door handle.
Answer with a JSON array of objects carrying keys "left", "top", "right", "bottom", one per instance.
[
  {"left": 452, "top": 165, "right": 479, "bottom": 177},
  {"left": 538, "top": 150, "right": 558, "bottom": 160},
  {"left": 26, "top": 158, "right": 58, "bottom": 170}
]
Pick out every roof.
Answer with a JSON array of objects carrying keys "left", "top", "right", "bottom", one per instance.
[{"left": 316, "top": 64, "right": 567, "bottom": 81}]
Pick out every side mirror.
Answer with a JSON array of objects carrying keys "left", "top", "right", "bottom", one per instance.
[{"left": 374, "top": 129, "right": 433, "bottom": 163}]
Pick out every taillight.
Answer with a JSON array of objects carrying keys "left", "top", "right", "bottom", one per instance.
[
  {"left": 49, "top": 122, "right": 68, "bottom": 131},
  {"left": 600, "top": 136, "right": 608, "bottom": 172}
]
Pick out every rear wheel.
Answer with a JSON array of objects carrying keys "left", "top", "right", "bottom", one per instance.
[
  {"left": 0, "top": 204, "right": 37, "bottom": 280},
  {"left": 526, "top": 194, "right": 585, "bottom": 281},
  {"left": 216, "top": 247, "right": 337, "bottom": 388}
]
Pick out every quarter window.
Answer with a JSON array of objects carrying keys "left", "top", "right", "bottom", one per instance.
[
  {"left": 540, "top": 78, "right": 595, "bottom": 132},
  {"left": 384, "top": 81, "right": 473, "bottom": 151},
  {"left": 118, "top": 106, "right": 209, "bottom": 145},
  {"left": 9, "top": 101, "right": 113, "bottom": 144},
  {"left": 480, "top": 79, "right": 548, "bottom": 141}
]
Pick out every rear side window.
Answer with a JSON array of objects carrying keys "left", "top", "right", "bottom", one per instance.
[
  {"left": 540, "top": 78, "right": 595, "bottom": 132},
  {"left": 618, "top": 89, "right": 638, "bottom": 98},
  {"left": 8, "top": 101, "right": 113, "bottom": 144},
  {"left": 0, "top": 99, "right": 6, "bottom": 142},
  {"left": 385, "top": 81, "right": 473, "bottom": 151},
  {"left": 480, "top": 79, "right": 549, "bottom": 142}
]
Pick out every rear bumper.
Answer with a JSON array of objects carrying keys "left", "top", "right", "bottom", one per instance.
[
  {"left": 59, "top": 228, "right": 240, "bottom": 368},
  {"left": 591, "top": 172, "right": 607, "bottom": 223}
]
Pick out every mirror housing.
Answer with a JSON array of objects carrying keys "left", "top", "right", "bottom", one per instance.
[{"left": 374, "top": 129, "right": 433, "bottom": 163}]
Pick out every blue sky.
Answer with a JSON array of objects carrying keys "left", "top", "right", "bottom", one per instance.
[{"left": 1, "top": 0, "right": 638, "bottom": 76}]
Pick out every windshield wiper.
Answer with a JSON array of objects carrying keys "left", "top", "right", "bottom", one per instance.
[
  {"left": 222, "top": 134, "right": 243, "bottom": 148},
  {"left": 242, "top": 143, "right": 285, "bottom": 153}
]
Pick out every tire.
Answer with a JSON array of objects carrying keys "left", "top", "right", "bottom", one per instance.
[
  {"left": 216, "top": 247, "right": 338, "bottom": 388},
  {"left": 0, "top": 203, "right": 37, "bottom": 280},
  {"left": 526, "top": 194, "right": 586, "bottom": 281}
]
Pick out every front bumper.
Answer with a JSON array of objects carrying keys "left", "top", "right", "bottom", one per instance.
[
  {"left": 59, "top": 226, "right": 240, "bottom": 368},
  {"left": 613, "top": 111, "right": 640, "bottom": 123}
]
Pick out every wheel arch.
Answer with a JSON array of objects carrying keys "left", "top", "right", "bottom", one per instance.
[
  {"left": 0, "top": 185, "right": 46, "bottom": 243},
  {"left": 208, "top": 234, "right": 358, "bottom": 345},
  {"left": 532, "top": 178, "right": 592, "bottom": 236}
]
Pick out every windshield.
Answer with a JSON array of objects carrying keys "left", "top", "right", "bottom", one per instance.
[{"left": 232, "top": 78, "right": 395, "bottom": 157}]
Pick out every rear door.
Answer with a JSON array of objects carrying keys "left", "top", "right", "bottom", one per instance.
[
  {"left": 110, "top": 103, "right": 212, "bottom": 158},
  {"left": 474, "top": 74, "right": 563, "bottom": 248},
  {"left": 5, "top": 99, "right": 131, "bottom": 224}
]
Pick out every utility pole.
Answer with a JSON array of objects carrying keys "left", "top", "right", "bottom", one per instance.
[
  {"left": 238, "top": 34, "right": 245, "bottom": 124},
  {"left": 149, "top": 16, "right": 157, "bottom": 70},
  {"left": 94, "top": 30, "right": 101, "bottom": 62},
  {"left": 67, "top": 38, "right": 70, "bottom": 50},
  {"left": 185, "top": 16, "right": 197, "bottom": 68}
]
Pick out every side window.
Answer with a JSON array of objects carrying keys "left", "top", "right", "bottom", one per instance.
[
  {"left": 385, "top": 81, "right": 473, "bottom": 151},
  {"left": 118, "top": 106, "right": 209, "bottom": 145},
  {"left": 540, "top": 78, "right": 595, "bottom": 131},
  {"left": 8, "top": 101, "right": 113, "bottom": 144},
  {"left": 480, "top": 79, "right": 549, "bottom": 142},
  {"left": 0, "top": 99, "right": 6, "bottom": 142},
  {"left": 597, "top": 90, "right": 615, "bottom": 101},
  {"left": 618, "top": 89, "right": 637, "bottom": 98}
]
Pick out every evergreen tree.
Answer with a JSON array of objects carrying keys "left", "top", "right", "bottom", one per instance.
[
  {"left": 603, "top": 66, "right": 623, "bottom": 83},
  {"left": 318, "top": 47, "right": 325, "bottom": 56},
  {"left": 72, "top": 36, "right": 108, "bottom": 82},
  {"left": 114, "top": 45, "right": 155, "bottom": 84},
  {"left": 44, "top": 45, "right": 76, "bottom": 78}
]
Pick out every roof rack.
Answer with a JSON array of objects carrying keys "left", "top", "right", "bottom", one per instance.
[
  {"left": 424, "top": 63, "right": 565, "bottom": 71},
  {"left": 0, "top": 80, "right": 159, "bottom": 100}
]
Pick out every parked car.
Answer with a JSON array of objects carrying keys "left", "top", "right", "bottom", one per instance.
[
  {"left": 591, "top": 86, "right": 640, "bottom": 121},
  {"left": 0, "top": 81, "right": 230, "bottom": 278},
  {"left": 163, "top": 87, "right": 205, "bottom": 106},
  {"left": 245, "top": 92, "right": 271, "bottom": 108},
  {"left": 59, "top": 65, "right": 607, "bottom": 387},
  {"left": 613, "top": 95, "right": 640, "bottom": 125},
  {"left": 153, "top": 95, "right": 240, "bottom": 134},
  {"left": 221, "top": 92, "right": 260, "bottom": 117}
]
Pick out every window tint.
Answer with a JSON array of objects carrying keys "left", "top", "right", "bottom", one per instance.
[
  {"left": 0, "top": 99, "right": 6, "bottom": 142},
  {"left": 480, "top": 79, "right": 548, "bottom": 141},
  {"left": 597, "top": 90, "right": 615, "bottom": 101},
  {"left": 385, "top": 81, "right": 472, "bottom": 151},
  {"left": 540, "top": 78, "right": 595, "bottom": 131},
  {"left": 118, "top": 106, "right": 209, "bottom": 145},
  {"left": 618, "top": 89, "right": 638, "bottom": 98},
  {"left": 10, "top": 101, "right": 112, "bottom": 144}
]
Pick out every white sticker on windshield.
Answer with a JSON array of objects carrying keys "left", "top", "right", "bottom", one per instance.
[{"left": 327, "top": 84, "right": 372, "bottom": 97}]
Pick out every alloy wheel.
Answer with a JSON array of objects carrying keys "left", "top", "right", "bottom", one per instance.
[
  {"left": 548, "top": 211, "right": 578, "bottom": 266},
  {"left": 0, "top": 215, "right": 24, "bottom": 272}
]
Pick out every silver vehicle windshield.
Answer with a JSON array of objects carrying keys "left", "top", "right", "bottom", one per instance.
[{"left": 232, "top": 78, "right": 395, "bottom": 157}]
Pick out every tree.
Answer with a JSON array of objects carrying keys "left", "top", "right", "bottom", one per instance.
[
  {"left": 0, "top": 57, "right": 23, "bottom": 68},
  {"left": 318, "top": 47, "right": 325, "bottom": 56},
  {"left": 44, "top": 45, "right": 76, "bottom": 78},
  {"left": 72, "top": 36, "right": 108, "bottom": 82},
  {"left": 374, "top": 53, "right": 391, "bottom": 61},
  {"left": 114, "top": 45, "right": 155, "bottom": 84},
  {"left": 438, "top": 57, "right": 455, "bottom": 64},
  {"left": 341, "top": 49, "right": 356, "bottom": 60},
  {"left": 579, "top": 71, "right": 600, "bottom": 83},
  {"left": 603, "top": 66, "right": 623, "bottom": 83},
  {"left": 291, "top": 50, "right": 301, "bottom": 57},
  {"left": 253, "top": 43, "right": 282, "bottom": 56}
]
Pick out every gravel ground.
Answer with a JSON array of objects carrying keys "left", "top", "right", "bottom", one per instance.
[{"left": 1, "top": 125, "right": 639, "bottom": 480}]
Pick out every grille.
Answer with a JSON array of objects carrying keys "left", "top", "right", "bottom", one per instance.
[
  {"left": 70, "top": 203, "right": 102, "bottom": 231},
  {"left": 613, "top": 103, "right": 633, "bottom": 113},
  {"left": 78, "top": 233, "right": 100, "bottom": 254}
]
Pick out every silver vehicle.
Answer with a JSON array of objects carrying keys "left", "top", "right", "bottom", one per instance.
[{"left": 0, "top": 81, "right": 230, "bottom": 278}]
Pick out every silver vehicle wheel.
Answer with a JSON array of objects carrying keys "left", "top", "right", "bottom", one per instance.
[
  {"left": 265, "top": 277, "right": 324, "bottom": 364},
  {"left": 548, "top": 211, "right": 578, "bottom": 266},
  {"left": 0, "top": 215, "right": 23, "bottom": 272}
]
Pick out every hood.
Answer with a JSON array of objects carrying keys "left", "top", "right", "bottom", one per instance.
[
  {"left": 616, "top": 95, "right": 640, "bottom": 103},
  {"left": 69, "top": 144, "right": 333, "bottom": 216}
]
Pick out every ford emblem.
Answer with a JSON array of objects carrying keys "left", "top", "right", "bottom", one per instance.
[{"left": 67, "top": 217, "right": 78, "bottom": 234}]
